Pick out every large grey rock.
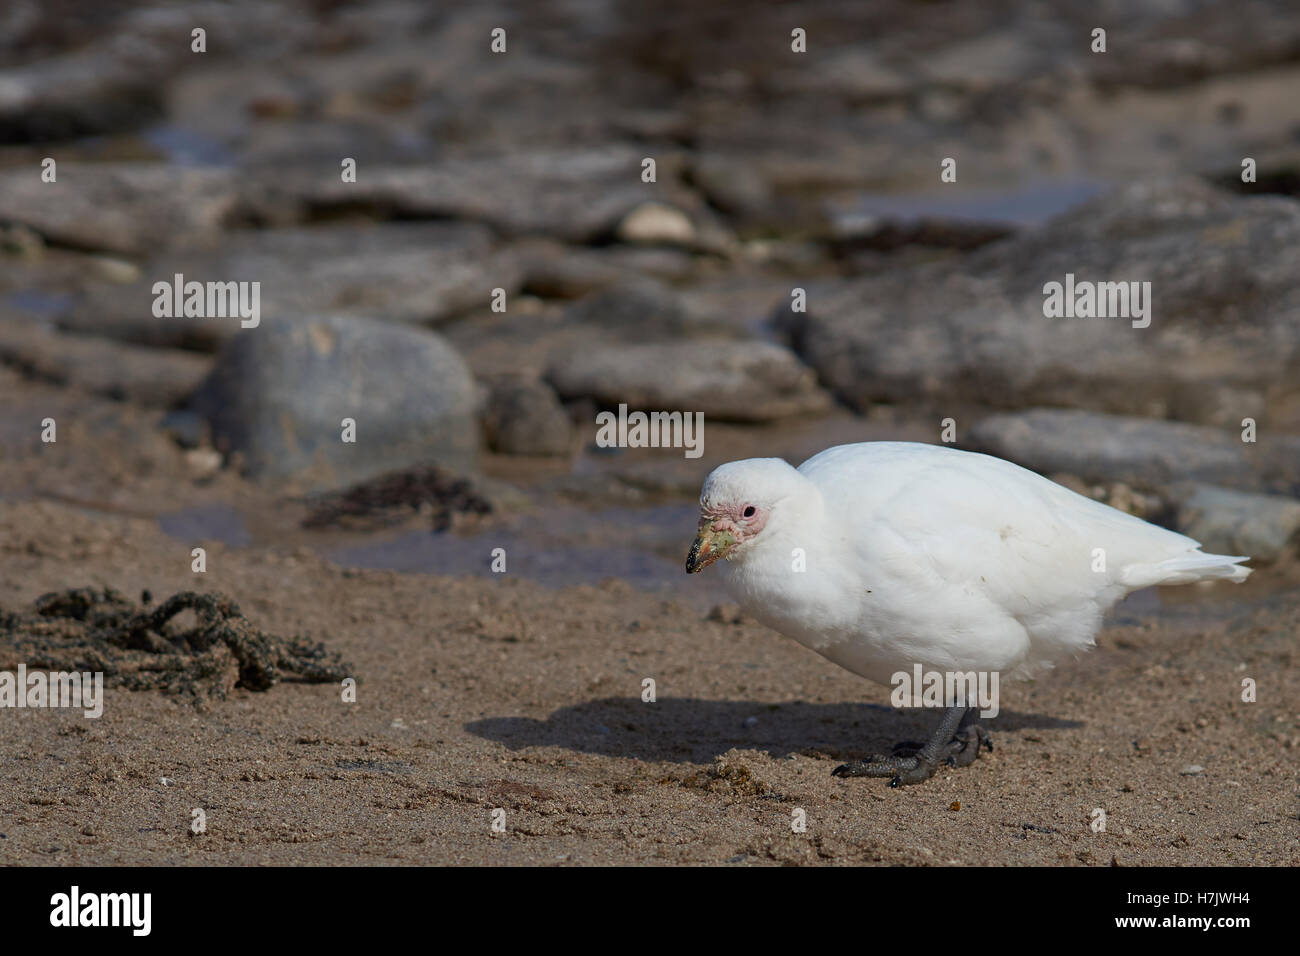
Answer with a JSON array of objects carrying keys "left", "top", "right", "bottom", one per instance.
[
  {"left": 967, "top": 408, "right": 1300, "bottom": 495},
  {"left": 59, "top": 222, "right": 518, "bottom": 352},
  {"left": 547, "top": 339, "right": 832, "bottom": 423},
  {"left": 786, "top": 180, "right": 1300, "bottom": 429},
  {"left": 191, "top": 314, "right": 479, "bottom": 487},
  {"left": 1174, "top": 485, "right": 1300, "bottom": 563}
]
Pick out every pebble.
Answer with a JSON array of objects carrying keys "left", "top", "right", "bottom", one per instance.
[{"left": 616, "top": 203, "right": 696, "bottom": 245}]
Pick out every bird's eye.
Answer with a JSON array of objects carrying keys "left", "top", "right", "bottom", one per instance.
[{"left": 742, "top": 505, "right": 756, "bottom": 518}]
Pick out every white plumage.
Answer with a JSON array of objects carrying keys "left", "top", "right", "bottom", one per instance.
[{"left": 694, "top": 442, "right": 1249, "bottom": 686}]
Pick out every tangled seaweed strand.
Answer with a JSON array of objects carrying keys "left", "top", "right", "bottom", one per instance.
[
  {"left": 302, "top": 464, "right": 492, "bottom": 531},
  {"left": 1, "top": 587, "right": 351, "bottom": 697}
]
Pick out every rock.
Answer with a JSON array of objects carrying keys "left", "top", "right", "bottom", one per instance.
[
  {"left": 516, "top": 240, "right": 640, "bottom": 299},
  {"left": 274, "top": 147, "right": 702, "bottom": 242},
  {"left": 483, "top": 378, "right": 573, "bottom": 457},
  {"left": 920, "top": 29, "right": 1046, "bottom": 92},
  {"left": 211, "top": 220, "right": 518, "bottom": 329},
  {"left": 547, "top": 339, "right": 832, "bottom": 423},
  {"left": 1174, "top": 485, "right": 1300, "bottom": 563},
  {"left": 0, "top": 164, "right": 241, "bottom": 256},
  {"left": 59, "top": 222, "right": 516, "bottom": 352},
  {"left": 615, "top": 202, "right": 696, "bottom": 246},
  {"left": 0, "top": 320, "right": 210, "bottom": 408},
  {"left": 87, "top": 256, "right": 141, "bottom": 284},
  {"left": 679, "top": 275, "right": 815, "bottom": 339},
  {"left": 184, "top": 448, "right": 224, "bottom": 481},
  {"left": 0, "top": 46, "right": 164, "bottom": 142},
  {"left": 1085, "top": 3, "right": 1300, "bottom": 90},
  {"left": 786, "top": 180, "right": 1300, "bottom": 428},
  {"left": 515, "top": 241, "right": 697, "bottom": 299},
  {"left": 190, "top": 314, "right": 479, "bottom": 487},
  {"left": 562, "top": 279, "right": 732, "bottom": 341},
  {"left": 689, "top": 154, "right": 775, "bottom": 224},
  {"left": 768, "top": 46, "right": 912, "bottom": 102},
  {"left": 0, "top": 0, "right": 320, "bottom": 142},
  {"left": 967, "top": 408, "right": 1300, "bottom": 495}
]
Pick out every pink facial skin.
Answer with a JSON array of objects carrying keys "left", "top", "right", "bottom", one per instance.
[
  {"left": 688, "top": 498, "right": 773, "bottom": 573},
  {"left": 701, "top": 500, "right": 769, "bottom": 548}
]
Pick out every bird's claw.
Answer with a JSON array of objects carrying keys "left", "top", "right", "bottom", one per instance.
[
  {"left": 832, "top": 721, "right": 992, "bottom": 786},
  {"left": 945, "top": 725, "right": 991, "bottom": 769},
  {"left": 831, "top": 752, "right": 938, "bottom": 785}
]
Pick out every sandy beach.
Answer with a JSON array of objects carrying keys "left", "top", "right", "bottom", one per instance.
[
  {"left": 2, "top": 1, "right": 1299, "bottom": 868},
  {"left": 2, "top": 369, "right": 1297, "bottom": 866}
]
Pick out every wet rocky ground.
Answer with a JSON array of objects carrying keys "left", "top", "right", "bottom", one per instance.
[{"left": 1, "top": 0, "right": 1298, "bottom": 865}]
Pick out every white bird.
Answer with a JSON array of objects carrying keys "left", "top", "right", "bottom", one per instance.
[{"left": 686, "top": 441, "right": 1250, "bottom": 785}]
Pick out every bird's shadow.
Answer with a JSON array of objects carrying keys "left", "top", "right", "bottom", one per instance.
[{"left": 466, "top": 698, "right": 1082, "bottom": 765}]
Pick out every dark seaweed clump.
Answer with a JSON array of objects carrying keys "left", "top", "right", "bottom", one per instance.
[
  {"left": 302, "top": 464, "right": 492, "bottom": 532},
  {"left": 0, "top": 587, "right": 350, "bottom": 698}
]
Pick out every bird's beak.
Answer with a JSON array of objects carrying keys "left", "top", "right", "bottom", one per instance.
[{"left": 686, "top": 518, "right": 737, "bottom": 574}]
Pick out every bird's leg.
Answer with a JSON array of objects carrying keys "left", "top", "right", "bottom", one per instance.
[{"left": 832, "top": 705, "right": 991, "bottom": 786}]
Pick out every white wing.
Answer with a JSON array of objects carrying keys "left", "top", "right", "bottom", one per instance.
[{"left": 799, "top": 442, "right": 1246, "bottom": 675}]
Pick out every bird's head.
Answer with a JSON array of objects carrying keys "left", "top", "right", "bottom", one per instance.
[{"left": 686, "top": 458, "right": 807, "bottom": 573}]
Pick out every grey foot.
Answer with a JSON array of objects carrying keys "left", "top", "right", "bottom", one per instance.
[{"left": 832, "top": 706, "right": 992, "bottom": 787}]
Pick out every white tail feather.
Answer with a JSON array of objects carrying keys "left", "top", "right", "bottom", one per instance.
[{"left": 1129, "top": 552, "right": 1252, "bottom": 587}]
